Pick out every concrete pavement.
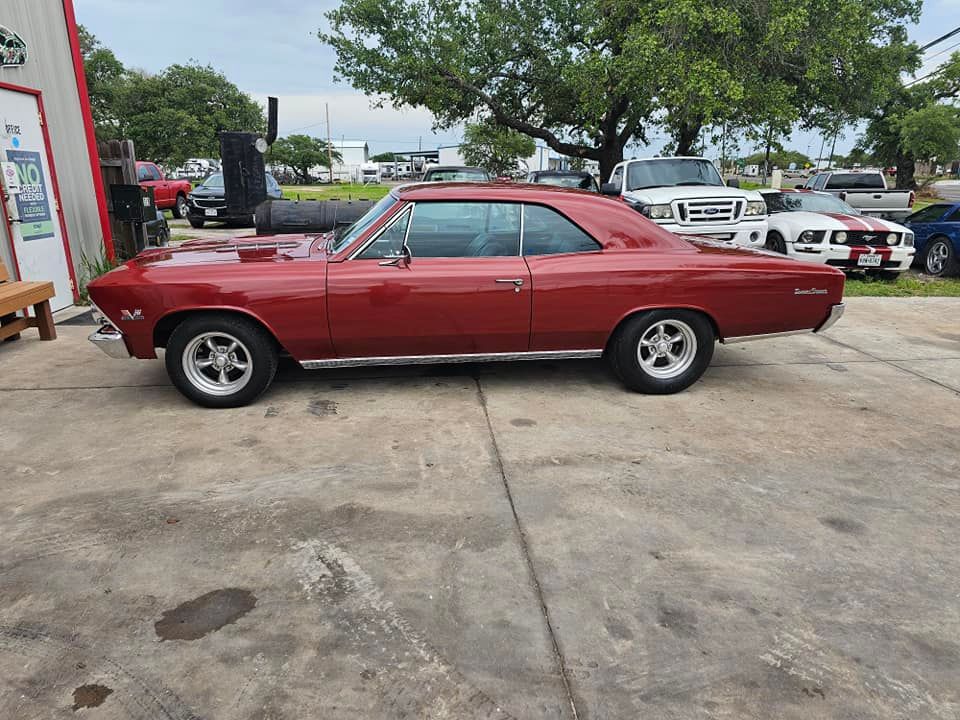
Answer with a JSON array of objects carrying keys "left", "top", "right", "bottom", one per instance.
[{"left": 1, "top": 297, "right": 959, "bottom": 719}]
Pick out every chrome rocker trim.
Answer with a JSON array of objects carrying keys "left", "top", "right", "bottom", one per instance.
[
  {"left": 722, "top": 303, "right": 845, "bottom": 344},
  {"left": 301, "top": 349, "right": 603, "bottom": 369},
  {"left": 89, "top": 326, "right": 132, "bottom": 359}
]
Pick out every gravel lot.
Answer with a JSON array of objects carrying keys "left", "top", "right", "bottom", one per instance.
[{"left": 1, "top": 297, "right": 958, "bottom": 719}]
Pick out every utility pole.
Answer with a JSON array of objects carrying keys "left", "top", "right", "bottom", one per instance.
[
  {"left": 828, "top": 124, "right": 840, "bottom": 169},
  {"left": 325, "top": 103, "right": 334, "bottom": 184}
]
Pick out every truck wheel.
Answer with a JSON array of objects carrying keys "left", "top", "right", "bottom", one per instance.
[
  {"left": 608, "top": 309, "right": 715, "bottom": 394},
  {"left": 188, "top": 217, "right": 205, "bottom": 229},
  {"left": 172, "top": 194, "right": 189, "bottom": 219},
  {"left": 764, "top": 231, "right": 787, "bottom": 254},
  {"left": 923, "top": 237, "right": 957, "bottom": 277},
  {"left": 165, "top": 313, "right": 278, "bottom": 408}
]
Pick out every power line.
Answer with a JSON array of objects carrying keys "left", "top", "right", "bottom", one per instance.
[
  {"left": 919, "top": 25, "right": 960, "bottom": 52},
  {"left": 921, "top": 38, "right": 960, "bottom": 63}
]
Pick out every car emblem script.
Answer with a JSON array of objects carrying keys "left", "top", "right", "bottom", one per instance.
[{"left": 794, "top": 288, "right": 828, "bottom": 295}]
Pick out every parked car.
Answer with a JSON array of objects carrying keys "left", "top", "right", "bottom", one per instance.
[
  {"left": 800, "top": 170, "right": 915, "bottom": 221},
  {"left": 145, "top": 209, "right": 170, "bottom": 247},
  {"left": 136, "top": 161, "right": 193, "bottom": 219},
  {"left": 903, "top": 202, "right": 960, "bottom": 276},
  {"left": 186, "top": 172, "right": 283, "bottom": 228},
  {"left": 421, "top": 166, "right": 491, "bottom": 182},
  {"left": 601, "top": 157, "right": 768, "bottom": 248},
  {"left": 527, "top": 170, "right": 599, "bottom": 192},
  {"left": 87, "top": 183, "right": 845, "bottom": 408},
  {"left": 760, "top": 189, "right": 915, "bottom": 277}
]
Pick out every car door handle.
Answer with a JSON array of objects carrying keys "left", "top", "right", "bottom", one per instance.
[{"left": 495, "top": 278, "right": 524, "bottom": 285}]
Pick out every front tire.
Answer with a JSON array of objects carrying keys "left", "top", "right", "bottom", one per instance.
[
  {"left": 765, "top": 230, "right": 787, "bottom": 254},
  {"left": 609, "top": 310, "right": 715, "bottom": 394},
  {"left": 923, "top": 237, "right": 957, "bottom": 277},
  {"left": 165, "top": 314, "right": 278, "bottom": 408},
  {"left": 172, "top": 194, "right": 189, "bottom": 219}
]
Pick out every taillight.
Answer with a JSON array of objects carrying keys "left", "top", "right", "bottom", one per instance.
[
  {"left": 908, "top": 191, "right": 915, "bottom": 207},
  {"left": 839, "top": 191, "right": 847, "bottom": 201}
]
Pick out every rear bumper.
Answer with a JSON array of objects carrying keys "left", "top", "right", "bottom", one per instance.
[
  {"left": 814, "top": 303, "right": 845, "bottom": 333},
  {"left": 89, "top": 325, "right": 132, "bottom": 359}
]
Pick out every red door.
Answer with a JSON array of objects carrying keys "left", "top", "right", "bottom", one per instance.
[
  {"left": 327, "top": 257, "right": 531, "bottom": 357},
  {"left": 326, "top": 200, "right": 531, "bottom": 358}
]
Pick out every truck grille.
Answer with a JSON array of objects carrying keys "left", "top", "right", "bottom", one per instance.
[
  {"left": 676, "top": 199, "right": 743, "bottom": 224},
  {"left": 830, "top": 231, "right": 894, "bottom": 246},
  {"left": 192, "top": 197, "right": 226, "bottom": 209}
]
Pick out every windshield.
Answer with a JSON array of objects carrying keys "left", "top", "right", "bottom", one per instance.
[
  {"left": 534, "top": 175, "right": 596, "bottom": 190},
  {"left": 626, "top": 159, "right": 723, "bottom": 191},
  {"left": 425, "top": 169, "right": 489, "bottom": 182},
  {"left": 200, "top": 173, "right": 224, "bottom": 189},
  {"left": 329, "top": 194, "right": 399, "bottom": 253},
  {"left": 765, "top": 192, "right": 858, "bottom": 215}
]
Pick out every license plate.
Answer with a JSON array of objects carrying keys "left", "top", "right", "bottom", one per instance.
[
  {"left": 204, "top": 208, "right": 218, "bottom": 217},
  {"left": 857, "top": 254, "right": 882, "bottom": 267}
]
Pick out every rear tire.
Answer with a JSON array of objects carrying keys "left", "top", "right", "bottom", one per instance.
[
  {"left": 165, "top": 314, "right": 278, "bottom": 408},
  {"left": 765, "top": 230, "right": 787, "bottom": 254},
  {"left": 923, "top": 237, "right": 957, "bottom": 277},
  {"left": 609, "top": 309, "right": 715, "bottom": 394},
  {"left": 188, "top": 217, "right": 205, "bottom": 229},
  {"left": 172, "top": 194, "right": 189, "bottom": 219}
]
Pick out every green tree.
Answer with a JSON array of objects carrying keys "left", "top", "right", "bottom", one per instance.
[
  {"left": 77, "top": 25, "right": 126, "bottom": 139},
  {"left": 859, "top": 52, "right": 960, "bottom": 187},
  {"left": 897, "top": 104, "right": 960, "bottom": 167},
  {"left": 269, "top": 135, "right": 343, "bottom": 183},
  {"left": 321, "top": 0, "right": 920, "bottom": 177},
  {"left": 460, "top": 121, "right": 535, "bottom": 175},
  {"left": 104, "top": 64, "right": 262, "bottom": 166},
  {"left": 742, "top": 150, "right": 812, "bottom": 169},
  {"left": 370, "top": 152, "right": 400, "bottom": 162}
]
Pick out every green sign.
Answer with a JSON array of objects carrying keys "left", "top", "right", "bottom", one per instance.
[
  {"left": 6, "top": 150, "right": 54, "bottom": 241},
  {"left": 0, "top": 25, "right": 27, "bottom": 68}
]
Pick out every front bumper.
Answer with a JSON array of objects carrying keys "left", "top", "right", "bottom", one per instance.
[
  {"left": 791, "top": 244, "right": 914, "bottom": 271},
  {"left": 666, "top": 220, "right": 768, "bottom": 248},
  {"left": 89, "top": 325, "right": 132, "bottom": 359}
]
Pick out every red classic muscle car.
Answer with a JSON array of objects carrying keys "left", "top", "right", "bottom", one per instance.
[{"left": 87, "top": 183, "right": 846, "bottom": 408}]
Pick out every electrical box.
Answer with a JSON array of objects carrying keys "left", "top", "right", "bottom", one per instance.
[
  {"left": 220, "top": 132, "right": 267, "bottom": 213},
  {"left": 111, "top": 184, "right": 156, "bottom": 222}
]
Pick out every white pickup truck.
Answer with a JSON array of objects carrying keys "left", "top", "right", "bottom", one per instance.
[
  {"left": 800, "top": 170, "right": 915, "bottom": 221},
  {"left": 602, "top": 157, "right": 768, "bottom": 247}
]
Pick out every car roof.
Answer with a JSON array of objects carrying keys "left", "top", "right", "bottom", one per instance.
[
  {"left": 392, "top": 182, "right": 691, "bottom": 251},
  {"left": 425, "top": 166, "right": 487, "bottom": 172},
  {"left": 531, "top": 170, "right": 592, "bottom": 176}
]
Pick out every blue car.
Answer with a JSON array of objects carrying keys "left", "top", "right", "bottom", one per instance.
[{"left": 904, "top": 202, "right": 960, "bottom": 276}]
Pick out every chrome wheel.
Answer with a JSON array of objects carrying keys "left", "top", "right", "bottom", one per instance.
[
  {"left": 182, "top": 332, "right": 253, "bottom": 396},
  {"left": 176, "top": 196, "right": 189, "bottom": 218},
  {"left": 926, "top": 240, "right": 950, "bottom": 275},
  {"left": 636, "top": 320, "right": 697, "bottom": 379}
]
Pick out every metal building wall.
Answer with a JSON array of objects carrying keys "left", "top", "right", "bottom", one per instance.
[{"left": 0, "top": 0, "right": 105, "bottom": 291}]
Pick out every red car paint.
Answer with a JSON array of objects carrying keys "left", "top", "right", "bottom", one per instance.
[
  {"left": 135, "top": 162, "right": 192, "bottom": 211},
  {"left": 88, "top": 183, "right": 845, "bottom": 363}
]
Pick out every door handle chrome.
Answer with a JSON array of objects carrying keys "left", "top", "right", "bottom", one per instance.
[{"left": 495, "top": 278, "right": 524, "bottom": 286}]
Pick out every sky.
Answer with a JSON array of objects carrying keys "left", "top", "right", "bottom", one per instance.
[{"left": 75, "top": 0, "right": 960, "bottom": 162}]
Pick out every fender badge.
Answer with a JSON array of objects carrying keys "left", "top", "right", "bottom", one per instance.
[
  {"left": 794, "top": 288, "right": 828, "bottom": 295},
  {"left": 120, "top": 309, "right": 144, "bottom": 321}
]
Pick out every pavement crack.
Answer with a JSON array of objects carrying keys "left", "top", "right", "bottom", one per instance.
[
  {"left": 815, "top": 334, "right": 959, "bottom": 396},
  {"left": 474, "top": 377, "right": 582, "bottom": 720}
]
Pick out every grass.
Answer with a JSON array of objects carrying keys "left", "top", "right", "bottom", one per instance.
[
  {"left": 844, "top": 273, "right": 960, "bottom": 297},
  {"left": 77, "top": 245, "right": 119, "bottom": 304},
  {"left": 280, "top": 183, "right": 391, "bottom": 201}
]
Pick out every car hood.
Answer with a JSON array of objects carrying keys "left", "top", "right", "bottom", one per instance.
[
  {"left": 189, "top": 186, "right": 225, "bottom": 199},
  {"left": 769, "top": 211, "right": 909, "bottom": 232},
  {"left": 623, "top": 185, "right": 762, "bottom": 203},
  {"left": 131, "top": 234, "right": 324, "bottom": 268}
]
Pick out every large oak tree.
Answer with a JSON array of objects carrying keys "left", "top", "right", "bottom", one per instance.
[{"left": 322, "top": 0, "right": 920, "bottom": 178}]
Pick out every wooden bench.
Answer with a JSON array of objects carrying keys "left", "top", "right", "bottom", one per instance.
[{"left": 0, "top": 261, "right": 57, "bottom": 342}]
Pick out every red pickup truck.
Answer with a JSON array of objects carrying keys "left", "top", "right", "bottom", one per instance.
[{"left": 136, "top": 161, "right": 192, "bottom": 218}]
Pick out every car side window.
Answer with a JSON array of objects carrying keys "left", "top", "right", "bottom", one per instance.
[
  {"left": 812, "top": 174, "right": 827, "bottom": 190},
  {"left": 947, "top": 208, "right": 960, "bottom": 222},
  {"left": 357, "top": 208, "right": 412, "bottom": 259},
  {"left": 610, "top": 166, "right": 624, "bottom": 190},
  {"left": 137, "top": 165, "right": 152, "bottom": 182},
  {"left": 403, "top": 202, "right": 520, "bottom": 257},
  {"left": 522, "top": 205, "right": 602, "bottom": 255},
  {"left": 909, "top": 205, "right": 949, "bottom": 223}
]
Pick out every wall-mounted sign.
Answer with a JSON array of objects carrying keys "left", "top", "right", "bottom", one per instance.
[
  {"left": 1, "top": 161, "right": 21, "bottom": 194},
  {"left": 0, "top": 25, "right": 28, "bottom": 68},
  {"left": 5, "top": 150, "right": 54, "bottom": 241}
]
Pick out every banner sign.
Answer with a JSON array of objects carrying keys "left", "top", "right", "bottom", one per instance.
[{"left": 6, "top": 150, "right": 54, "bottom": 241}]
